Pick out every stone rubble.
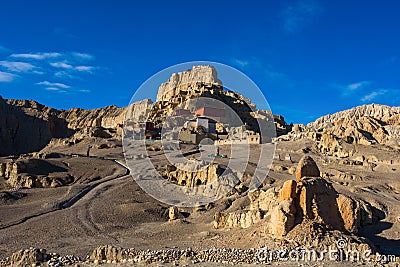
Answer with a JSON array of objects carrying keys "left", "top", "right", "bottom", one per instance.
[
  {"left": 0, "top": 247, "right": 81, "bottom": 267},
  {"left": 1, "top": 243, "right": 388, "bottom": 266}
]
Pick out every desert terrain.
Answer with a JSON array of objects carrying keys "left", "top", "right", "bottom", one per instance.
[{"left": 0, "top": 66, "right": 399, "bottom": 266}]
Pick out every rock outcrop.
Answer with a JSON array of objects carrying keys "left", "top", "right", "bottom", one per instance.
[
  {"left": 156, "top": 65, "right": 222, "bottom": 102},
  {"left": 309, "top": 104, "right": 400, "bottom": 147},
  {"left": 295, "top": 155, "right": 320, "bottom": 181},
  {"left": 269, "top": 199, "right": 296, "bottom": 237},
  {"left": 0, "top": 159, "right": 72, "bottom": 188},
  {"left": 214, "top": 210, "right": 263, "bottom": 229},
  {"left": 0, "top": 97, "right": 74, "bottom": 156},
  {"left": 89, "top": 245, "right": 123, "bottom": 263},
  {"left": 277, "top": 179, "right": 296, "bottom": 201},
  {"left": 273, "top": 115, "right": 291, "bottom": 136},
  {"left": 215, "top": 187, "right": 279, "bottom": 230},
  {"left": 0, "top": 191, "right": 26, "bottom": 204},
  {"left": 309, "top": 104, "right": 400, "bottom": 136},
  {"left": 0, "top": 96, "right": 128, "bottom": 156},
  {"left": 8, "top": 248, "right": 49, "bottom": 266},
  {"left": 0, "top": 157, "right": 125, "bottom": 188},
  {"left": 162, "top": 162, "right": 222, "bottom": 187},
  {"left": 59, "top": 104, "right": 124, "bottom": 130},
  {"left": 269, "top": 156, "right": 377, "bottom": 238},
  {"left": 278, "top": 104, "right": 400, "bottom": 157},
  {"left": 0, "top": 94, "right": 160, "bottom": 157},
  {"left": 168, "top": 206, "right": 182, "bottom": 221},
  {"left": 215, "top": 156, "right": 378, "bottom": 239},
  {"left": 336, "top": 193, "right": 374, "bottom": 233},
  {"left": 313, "top": 132, "right": 353, "bottom": 158},
  {"left": 147, "top": 65, "right": 276, "bottom": 141},
  {"left": 295, "top": 177, "right": 343, "bottom": 229}
]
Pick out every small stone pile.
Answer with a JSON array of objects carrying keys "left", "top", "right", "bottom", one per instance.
[{"left": 47, "top": 254, "right": 81, "bottom": 266}]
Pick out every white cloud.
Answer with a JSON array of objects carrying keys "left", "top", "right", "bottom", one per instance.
[
  {"left": 54, "top": 71, "right": 76, "bottom": 79},
  {"left": 45, "top": 87, "right": 67, "bottom": 93},
  {"left": 75, "top": 65, "right": 95, "bottom": 72},
  {"left": 32, "top": 70, "right": 45, "bottom": 75},
  {"left": 9, "top": 52, "right": 94, "bottom": 64},
  {"left": 50, "top": 60, "right": 96, "bottom": 73},
  {"left": 331, "top": 81, "right": 372, "bottom": 97},
  {"left": 6, "top": 51, "right": 100, "bottom": 80},
  {"left": 0, "top": 71, "right": 16, "bottom": 82},
  {"left": 78, "top": 89, "right": 91, "bottom": 93},
  {"left": 2, "top": 49, "right": 100, "bottom": 92},
  {"left": 51, "top": 61, "right": 97, "bottom": 74},
  {"left": 10, "top": 52, "right": 61, "bottom": 60},
  {"left": 232, "top": 58, "right": 249, "bottom": 67},
  {"left": 46, "top": 87, "right": 61, "bottom": 91},
  {"left": 71, "top": 52, "right": 94, "bottom": 61},
  {"left": 0, "top": 61, "right": 36, "bottom": 73},
  {"left": 361, "top": 90, "right": 388, "bottom": 102},
  {"left": 36, "top": 81, "right": 70, "bottom": 89},
  {"left": 282, "top": 0, "right": 322, "bottom": 33},
  {"left": 50, "top": 62, "right": 73, "bottom": 69},
  {"left": 347, "top": 81, "right": 371, "bottom": 91},
  {"left": 37, "top": 81, "right": 91, "bottom": 94},
  {"left": 266, "top": 69, "right": 285, "bottom": 79}
]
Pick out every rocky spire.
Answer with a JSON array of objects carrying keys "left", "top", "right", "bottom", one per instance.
[{"left": 156, "top": 65, "right": 222, "bottom": 102}]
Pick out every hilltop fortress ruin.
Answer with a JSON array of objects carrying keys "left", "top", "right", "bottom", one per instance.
[{"left": 126, "top": 65, "right": 281, "bottom": 145}]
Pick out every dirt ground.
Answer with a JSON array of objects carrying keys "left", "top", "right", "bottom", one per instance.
[{"left": 0, "top": 138, "right": 399, "bottom": 266}]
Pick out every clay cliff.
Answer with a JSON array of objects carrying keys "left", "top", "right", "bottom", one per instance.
[
  {"left": 0, "top": 96, "right": 125, "bottom": 156},
  {"left": 59, "top": 105, "right": 124, "bottom": 130},
  {"left": 0, "top": 97, "right": 72, "bottom": 156},
  {"left": 308, "top": 104, "right": 400, "bottom": 146},
  {"left": 3, "top": 67, "right": 398, "bottom": 159},
  {"left": 0, "top": 65, "right": 291, "bottom": 156},
  {"left": 280, "top": 104, "right": 400, "bottom": 157}
]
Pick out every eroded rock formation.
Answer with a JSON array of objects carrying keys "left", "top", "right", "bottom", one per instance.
[
  {"left": 147, "top": 65, "right": 278, "bottom": 140},
  {"left": 214, "top": 155, "right": 379, "bottom": 239},
  {"left": 0, "top": 97, "right": 73, "bottom": 156},
  {"left": 0, "top": 159, "right": 72, "bottom": 188},
  {"left": 308, "top": 104, "right": 400, "bottom": 146},
  {"left": 295, "top": 155, "right": 320, "bottom": 180},
  {"left": 214, "top": 210, "right": 263, "bottom": 229},
  {"left": 162, "top": 162, "right": 222, "bottom": 187},
  {"left": 0, "top": 96, "right": 128, "bottom": 156},
  {"left": 156, "top": 65, "right": 222, "bottom": 102},
  {"left": 278, "top": 104, "right": 400, "bottom": 157},
  {"left": 8, "top": 248, "right": 49, "bottom": 266},
  {"left": 89, "top": 245, "right": 123, "bottom": 263},
  {"left": 168, "top": 206, "right": 182, "bottom": 221}
]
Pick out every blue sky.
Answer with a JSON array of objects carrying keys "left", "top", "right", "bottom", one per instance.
[{"left": 0, "top": 0, "right": 399, "bottom": 124}]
